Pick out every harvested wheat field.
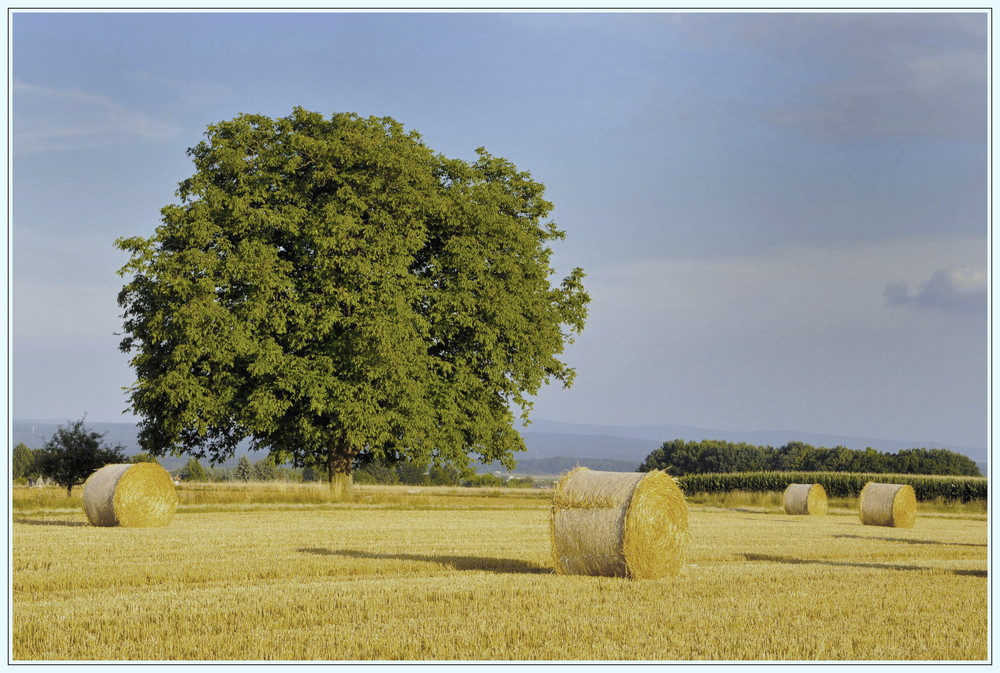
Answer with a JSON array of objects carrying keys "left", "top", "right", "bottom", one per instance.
[{"left": 12, "top": 483, "right": 987, "bottom": 661}]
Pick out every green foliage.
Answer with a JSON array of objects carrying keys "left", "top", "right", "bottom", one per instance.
[
  {"left": 677, "top": 471, "right": 987, "bottom": 502},
  {"left": 462, "top": 473, "right": 505, "bottom": 488},
  {"left": 234, "top": 456, "right": 254, "bottom": 481},
  {"left": 129, "top": 452, "right": 160, "bottom": 465},
  {"left": 13, "top": 443, "right": 40, "bottom": 481},
  {"left": 640, "top": 439, "right": 982, "bottom": 477},
  {"left": 428, "top": 463, "right": 468, "bottom": 486},
  {"left": 253, "top": 458, "right": 280, "bottom": 481},
  {"left": 34, "top": 418, "right": 127, "bottom": 496},
  {"left": 116, "top": 108, "right": 589, "bottom": 486},
  {"left": 204, "top": 466, "right": 234, "bottom": 482},
  {"left": 179, "top": 458, "right": 207, "bottom": 482},
  {"left": 395, "top": 460, "right": 430, "bottom": 486},
  {"left": 351, "top": 456, "right": 468, "bottom": 485},
  {"left": 353, "top": 462, "right": 398, "bottom": 485}
]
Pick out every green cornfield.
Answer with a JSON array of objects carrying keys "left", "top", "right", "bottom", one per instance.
[{"left": 677, "top": 471, "right": 987, "bottom": 502}]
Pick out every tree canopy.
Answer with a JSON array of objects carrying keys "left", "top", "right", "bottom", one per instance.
[
  {"left": 639, "top": 439, "right": 982, "bottom": 477},
  {"left": 116, "top": 108, "right": 589, "bottom": 497},
  {"left": 13, "top": 443, "right": 40, "bottom": 482},
  {"left": 34, "top": 418, "right": 127, "bottom": 495},
  {"left": 179, "top": 458, "right": 207, "bottom": 482},
  {"left": 234, "top": 456, "right": 254, "bottom": 482}
]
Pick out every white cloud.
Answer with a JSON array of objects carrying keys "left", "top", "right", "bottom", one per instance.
[{"left": 13, "top": 80, "right": 180, "bottom": 152}]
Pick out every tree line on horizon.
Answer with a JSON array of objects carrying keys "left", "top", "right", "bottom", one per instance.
[
  {"left": 639, "top": 438, "right": 982, "bottom": 477},
  {"left": 10, "top": 419, "right": 538, "bottom": 491},
  {"left": 14, "top": 419, "right": 982, "bottom": 496}
]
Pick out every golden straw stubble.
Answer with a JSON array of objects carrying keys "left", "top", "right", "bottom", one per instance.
[
  {"left": 551, "top": 468, "right": 689, "bottom": 579},
  {"left": 82, "top": 463, "right": 178, "bottom": 527},
  {"left": 859, "top": 482, "right": 917, "bottom": 528},
  {"left": 783, "top": 483, "right": 828, "bottom": 515}
]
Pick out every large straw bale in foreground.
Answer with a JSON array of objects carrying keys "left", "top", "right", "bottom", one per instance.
[
  {"left": 82, "top": 463, "right": 178, "bottom": 527},
  {"left": 859, "top": 482, "right": 917, "bottom": 528},
  {"left": 550, "top": 467, "right": 688, "bottom": 579},
  {"left": 783, "top": 483, "right": 828, "bottom": 515}
]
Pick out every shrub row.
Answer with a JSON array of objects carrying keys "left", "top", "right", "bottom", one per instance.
[
  {"left": 676, "top": 471, "right": 987, "bottom": 502},
  {"left": 640, "top": 439, "right": 982, "bottom": 476}
]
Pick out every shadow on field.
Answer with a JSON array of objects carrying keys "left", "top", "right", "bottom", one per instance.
[
  {"left": 298, "top": 547, "right": 552, "bottom": 574},
  {"left": 833, "top": 534, "right": 987, "bottom": 548},
  {"left": 13, "top": 518, "right": 86, "bottom": 527},
  {"left": 743, "top": 553, "right": 987, "bottom": 578},
  {"left": 736, "top": 515, "right": 802, "bottom": 522}
]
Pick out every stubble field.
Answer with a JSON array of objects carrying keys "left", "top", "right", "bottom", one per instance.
[{"left": 11, "top": 483, "right": 988, "bottom": 661}]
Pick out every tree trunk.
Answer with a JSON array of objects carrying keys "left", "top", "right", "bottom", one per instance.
[
  {"left": 327, "top": 441, "right": 354, "bottom": 502},
  {"left": 66, "top": 484, "right": 73, "bottom": 498}
]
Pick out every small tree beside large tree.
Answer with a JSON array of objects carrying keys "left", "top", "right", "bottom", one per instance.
[
  {"left": 13, "top": 443, "right": 41, "bottom": 483},
  {"left": 116, "top": 108, "right": 588, "bottom": 499},
  {"left": 34, "top": 418, "right": 126, "bottom": 496}
]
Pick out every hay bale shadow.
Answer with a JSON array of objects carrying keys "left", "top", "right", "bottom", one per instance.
[
  {"left": 736, "top": 515, "right": 801, "bottom": 522},
  {"left": 13, "top": 518, "right": 86, "bottom": 527},
  {"left": 832, "top": 534, "right": 986, "bottom": 548},
  {"left": 299, "top": 547, "right": 551, "bottom": 574},
  {"left": 743, "top": 553, "right": 986, "bottom": 578}
]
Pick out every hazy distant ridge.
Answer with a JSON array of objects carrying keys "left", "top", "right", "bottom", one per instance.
[
  {"left": 521, "top": 420, "right": 987, "bottom": 463},
  {"left": 13, "top": 418, "right": 985, "bottom": 474}
]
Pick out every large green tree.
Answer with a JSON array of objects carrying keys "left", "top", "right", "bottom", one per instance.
[{"left": 116, "top": 108, "right": 588, "bottom": 498}]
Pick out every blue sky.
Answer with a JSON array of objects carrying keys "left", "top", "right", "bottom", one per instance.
[{"left": 10, "top": 11, "right": 989, "bottom": 451}]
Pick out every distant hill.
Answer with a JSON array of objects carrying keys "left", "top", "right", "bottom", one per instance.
[
  {"left": 519, "top": 432, "right": 659, "bottom": 462},
  {"left": 518, "top": 420, "right": 988, "bottom": 471},
  {"left": 522, "top": 419, "right": 986, "bottom": 457},
  {"left": 480, "top": 455, "right": 642, "bottom": 475},
  {"left": 12, "top": 418, "right": 987, "bottom": 476}
]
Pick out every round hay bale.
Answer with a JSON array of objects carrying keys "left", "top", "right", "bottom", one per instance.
[
  {"left": 82, "top": 463, "right": 178, "bottom": 527},
  {"left": 550, "top": 467, "right": 688, "bottom": 579},
  {"left": 859, "top": 482, "right": 917, "bottom": 528},
  {"left": 783, "top": 483, "right": 828, "bottom": 515}
]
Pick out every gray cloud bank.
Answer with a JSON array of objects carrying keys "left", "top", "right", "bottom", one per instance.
[{"left": 885, "top": 266, "right": 987, "bottom": 312}]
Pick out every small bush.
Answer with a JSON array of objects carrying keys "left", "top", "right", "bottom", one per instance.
[
  {"left": 179, "top": 458, "right": 207, "bottom": 482},
  {"left": 429, "top": 464, "right": 467, "bottom": 486},
  {"left": 463, "top": 473, "right": 504, "bottom": 488},
  {"left": 395, "top": 461, "right": 429, "bottom": 486}
]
